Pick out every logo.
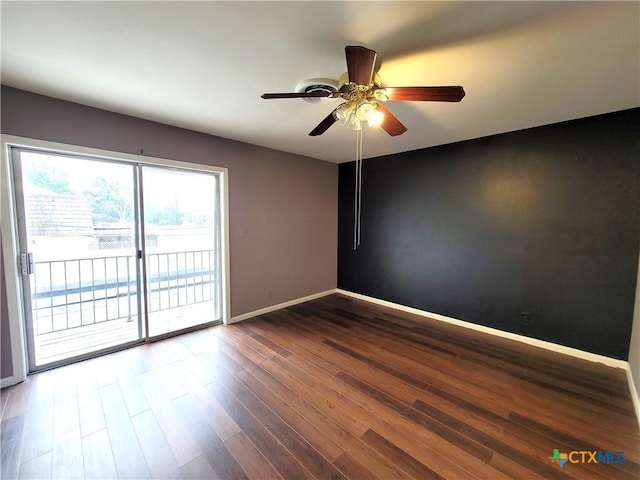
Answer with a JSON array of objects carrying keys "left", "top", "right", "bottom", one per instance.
[
  {"left": 549, "top": 449, "right": 568, "bottom": 468},
  {"left": 549, "top": 449, "right": 625, "bottom": 468}
]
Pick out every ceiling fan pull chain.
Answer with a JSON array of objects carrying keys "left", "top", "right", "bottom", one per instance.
[
  {"left": 357, "top": 128, "right": 363, "bottom": 248},
  {"left": 353, "top": 130, "right": 359, "bottom": 250},
  {"left": 354, "top": 128, "right": 363, "bottom": 250}
]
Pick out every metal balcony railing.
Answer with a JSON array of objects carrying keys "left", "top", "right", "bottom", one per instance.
[{"left": 31, "top": 249, "right": 217, "bottom": 335}]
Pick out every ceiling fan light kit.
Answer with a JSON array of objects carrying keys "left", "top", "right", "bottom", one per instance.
[
  {"left": 333, "top": 98, "right": 383, "bottom": 130},
  {"left": 262, "top": 45, "right": 465, "bottom": 248}
]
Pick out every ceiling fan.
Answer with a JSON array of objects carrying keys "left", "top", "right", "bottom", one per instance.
[{"left": 261, "top": 45, "right": 465, "bottom": 137}]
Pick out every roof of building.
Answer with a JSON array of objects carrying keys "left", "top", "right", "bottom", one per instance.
[{"left": 26, "top": 191, "right": 94, "bottom": 236}]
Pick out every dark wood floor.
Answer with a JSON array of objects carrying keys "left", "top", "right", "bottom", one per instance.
[{"left": 2, "top": 294, "right": 639, "bottom": 479}]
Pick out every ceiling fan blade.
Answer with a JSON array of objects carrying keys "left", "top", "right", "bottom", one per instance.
[
  {"left": 345, "top": 45, "right": 377, "bottom": 86},
  {"left": 385, "top": 86, "right": 465, "bottom": 102},
  {"left": 376, "top": 104, "right": 407, "bottom": 136},
  {"left": 261, "top": 91, "right": 337, "bottom": 99},
  {"left": 309, "top": 109, "right": 338, "bottom": 136}
]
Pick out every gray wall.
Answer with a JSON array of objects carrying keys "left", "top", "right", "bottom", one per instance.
[
  {"left": 1, "top": 86, "right": 337, "bottom": 380},
  {"left": 0, "top": 239, "right": 12, "bottom": 379}
]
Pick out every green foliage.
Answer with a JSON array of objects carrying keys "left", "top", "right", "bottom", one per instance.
[
  {"left": 84, "top": 177, "right": 132, "bottom": 223},
  {"left": 27, "top": 164, "right": 73, "bottom": 194},
  {"left": 26, "top": 163, "right": 192, "bottom": 226},
  {"left": 83, "top": 178, "right": 186, "bottom": 225},
  {"left": 144, "top": 204, "right": 185, "bottom": 226}
]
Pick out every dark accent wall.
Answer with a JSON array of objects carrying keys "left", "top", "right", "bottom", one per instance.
[{"left": 338, "top": 108, "right": 640, "bottom": 360}]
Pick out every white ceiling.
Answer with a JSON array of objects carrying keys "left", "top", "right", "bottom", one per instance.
[{"left": 1, "top": 1, "right": 639, "bottom": 163}]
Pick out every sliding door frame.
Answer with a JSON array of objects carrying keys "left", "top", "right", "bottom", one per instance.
[
  {"left": 1, "top": 135, "right": 230, "bottom": 384},
  {"left": 10, "top": 148, "right": 147, "bottom": 372},
  {"left": 139, "top": 164, "right": 225, "bottom": 341}
]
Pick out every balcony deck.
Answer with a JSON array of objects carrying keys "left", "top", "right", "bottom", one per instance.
[
  {"left": 34, "top": 301, "right": 219, "bottom": 366},
  {"left": 28, "top": 249, "right": 220, "bottom": 367}
]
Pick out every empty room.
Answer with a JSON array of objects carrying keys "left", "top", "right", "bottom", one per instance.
[{"left": 1, "top": 2, "right": 639, "bottom": 479}]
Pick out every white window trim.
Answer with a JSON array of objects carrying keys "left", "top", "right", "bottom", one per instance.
[{"left": 1, "top": 134, "right": 231, "bottom": 386}]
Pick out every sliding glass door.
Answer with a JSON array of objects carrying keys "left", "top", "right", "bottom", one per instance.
[
  {"left": 10, "top": 146, "right": 224, "bottom": 372},
  {"left": 13, "top": 150, "right": 142, "bottom": 368},
  {"left": 142, "top": 166, "right": 222, "bottom": 337}
]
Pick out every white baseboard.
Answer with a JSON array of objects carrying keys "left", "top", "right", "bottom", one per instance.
[
  {"left": 0, "top": 374, "right": 22, "bottom": 389},
  {"left": 229, "top": 289, "right": 337, "bottom": 324},
  {"left": 625, "top": 366, "right": 640, "bottom": 427},
  {"left": 336, "top": 289, "right": 628, "bottom": 370}
]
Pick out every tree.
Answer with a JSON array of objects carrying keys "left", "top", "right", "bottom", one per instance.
[
  {"left": 144, "top": 204, "right": 185, "bottom": 226},
  {"left": 27, "top": 164, "right": 73, "bottom": 194},
  {"left": 84, "top": 178, "right": 132, "bottom": 223}
]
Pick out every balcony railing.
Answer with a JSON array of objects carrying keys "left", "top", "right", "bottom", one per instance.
[{"left": 31, "top": 249, "right": 217, "bottom": 335}]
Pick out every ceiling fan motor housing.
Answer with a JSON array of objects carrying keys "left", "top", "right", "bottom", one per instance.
[
  {"left": 337, "top": 71, "right": 382, "bottom": 91},
  {"left": 295, "top": 78, "right": 338, "bottom": 103}
]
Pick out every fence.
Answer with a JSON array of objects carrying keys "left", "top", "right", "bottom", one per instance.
[{"left": 31, "top": 249, "right": 217, "bottom": 335}]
